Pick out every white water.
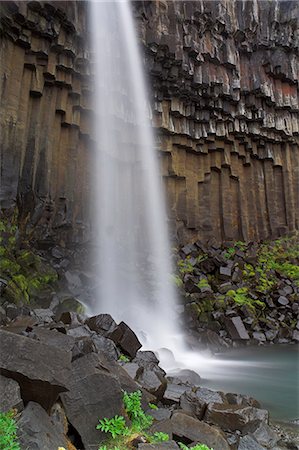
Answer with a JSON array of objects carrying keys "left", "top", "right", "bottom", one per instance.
[
  {"left": 88, "top": 0, "right": 242, "bottom": 377},
  {"left": 89, "top": 0, "right": 179, "bottom": 352}
]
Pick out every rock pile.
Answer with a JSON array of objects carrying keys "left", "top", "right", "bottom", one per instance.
[
  {"left": 0, "top": 306, "right": 296, "bottom": 450},
  {"left": 175, "top": 236, "right": 299, "bottom": 349}
]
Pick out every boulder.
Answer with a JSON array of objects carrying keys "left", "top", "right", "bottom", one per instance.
[
  {"left": 163, "top": 383, "right": 191, "bottom": 404},
  {"left": 238, "top": 434, "right": 267, "bottom": 450},
  {"left": 136, "top": 368, "right": 166, "bottom": 399},
  {"left": 180, "top": 388, "right": 227, "bottom": 419},
  {"left": 92, "top": 334, "right": 120, "bottom": 361},
  {"left": 224, "top": 316, "right": 250, "bottom": 340},
  {"left": 59, "top": 311, "right": 82, "bottom": 327},
  {"left": 0, "top": 375, "right": 23, "bottom": 413},
  {"left": 253, "top": 424, "right": 279, "bottom": 448},
  {"left": 60, "top": 353, "right": 123, "bottom": 448},
  {"left": 109, "top": 321, "right": 142, "bottom": 358},
  {"left": 123, "top": 362, "right": 142, "bottom": 380},
  {"left": 226, "top": 392, "right": 260, "bottom": 408},
  {"left": 30, "top": 327, "right": 76, "bottom": 352},
  {"left": 17, "top": 402, "right": 67, "bottom": 449},
  {"left": 170, "top": 412, "right": 230, "bottom": 450},
  {"left": 147, "top": 408, "right": 172, "bottom": 421},
  {"left": 71, "top": 337, "right": 97, "bottom": 361},
  {"left": 138, "top": 443, "right": 179, "bottom": 450},
  {"left": 219, "top": 266, "right": 232, "bottom": 279},
  {"left": 0, "top": 329, "right": 71, "bottom": 410},
  {"left": 67, "top": 325, "right": 93, "bottom": 338},
  {"left": 277, "top": 296, "right": 289, "bottom": 306},
  {"left": 168, "top": 369, "right": 201, "bottom": 386},
  {"left": 85, "top": 313, "right": 117, "bottom": 335},
  {"left": 205, "top": 403, "right": 269, "bottom": 432}
]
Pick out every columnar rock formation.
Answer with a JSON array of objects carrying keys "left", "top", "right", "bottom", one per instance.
[{"left": 0, "top": 0, "right": 298, "bottom": 244}]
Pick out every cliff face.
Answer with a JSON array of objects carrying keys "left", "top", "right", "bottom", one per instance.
[{"left": 0, "top": 0, "right": 298, "bottom": 245}]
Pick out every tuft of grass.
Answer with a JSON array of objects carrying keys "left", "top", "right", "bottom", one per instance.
[{"left": 0, "top": 410, "right": 20, "bottom": 450}]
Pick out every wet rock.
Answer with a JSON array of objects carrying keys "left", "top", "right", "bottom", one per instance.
[
  {"left": 277, "top": 296, "right": 289, "bottom": 306},
  {"left": 17, "top": 402, "right": 67, "bottom": 449},
  {"left": 265, "top": 329, "right": 279, "bottom": 341},
  {"left": 238, "top": 434, "right": 267, "bottom": 450},
  {"left": 59, "top": 311, "right": 82, "bottom": 327},
  {"left": 226, "top": 392, "right": 260, "bottom": 408},
  {"left": 92, "top": 334, "right": 120, "bottom": 361},
  {"left": 253, "top": 423, "right": 279, "bottom": 448},
  {"left": 65, "top": 270, "right": 82, "bottom": 295},
  {"left": 292, "top": 330, "right": 299, "bottom": 342},
  {"left": 170, "top": 411, "right": 230, "bottom": 450},
  {"left": 71, "top": 337, "right": 96, "bottom": 361},
  {"left": 60, "top": 353, "right": 123, "bottom": 447},
  {"left": 0, "top": 375, "right": 23, "bottom": 413},
  {"left": 85, "top": 313, "right": 117, "bottom": 335},
  {"left": 109, "top": 321, "right": 142, "bottom": 357},
  {"left": 205, "top": 403, "right": 269, "bottom": 432},
  {"left": 138, "top": 443, "right": 179, "bottom": 450},
  {"left": 163, "top": 383, "right": 191, "bottom": 404},
  {"left": 225, "top": 316, "right": 250, "bottom": 340},
  {"left": 136, "top": 369, "right": 166, "bottom": 399},
  {"left": 33, "top": 308, "right": 55, "bottom": 323},
  {"left": 30, "top": 327, "right": 76, "bottom": 352},
  {"left": 219, "top": 266, "right": 232, "bottom": 279},
  {"left": 0, "top": 329, "right": 71, "bottom": 410},
  {"left": 168, "top": 369, "right": 201, "bottom": 386},
  {"left": 147, "top": 408, "right": 172, "bottom": 421},
  {"left": 180, "top": 387, "right": 227, "bottom": 419},
  {"left": 67, "top": 325, "right": 93, "bottom": 338},
  {"left": 252, "top": 331, "right": 267, "bottom": 343},
  {"left": 134, "top": 351, "right": 159, "bottom": 365},
  {"left": 122, "top": 363, "right": 142, "bottom": 380}
]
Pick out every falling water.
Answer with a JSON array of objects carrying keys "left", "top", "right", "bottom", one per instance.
[{"left": 89, "top": 0, "right": 179, "bottom": 352}]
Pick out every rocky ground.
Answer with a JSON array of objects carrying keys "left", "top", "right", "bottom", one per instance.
[
  {"left": 0, "top": 219, "right": 298, "bottom": 449},
  {"left": 1, "top": 306, "right": 298, "bottom": 450},
  {"left": 173, "top": 234, "right": 299, "bottom": 352}
]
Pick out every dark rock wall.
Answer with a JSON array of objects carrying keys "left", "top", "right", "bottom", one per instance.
[{"left": 0, "top": 0, "right": 298, "bottom": 245}]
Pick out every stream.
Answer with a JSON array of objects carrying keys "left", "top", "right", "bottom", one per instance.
[{"left": 201, "top": 344, "right": 299, "bottom": 422}]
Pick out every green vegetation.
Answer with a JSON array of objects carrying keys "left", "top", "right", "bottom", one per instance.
[
  {"left": 224, "top": 241, "right": 246, "bottom": 259},
  {"left": 118, "top": 354, "right": 130, "bottom": 363},
  {"left": 196, "top": 278, "right": 210, "bottom": 289},
  {"left": 148, "top": 403, "right": 158, "bottom": 410},
  {"left": 0, "top": 215, "right": 58, "bottom": 305},
  {"left": 178, "top": 257, "right": 194, "bottom": 275},
  {"left": 0, "top": 410, "right": 20, "bottom": 450},
  {"left": 97, "top": 390, "right": 168, "bottom": 450},
  {"left": 226, "top": 287, "right": 265, "bottom": 312},
  {"left": 179, "top": 444, "right": 213, "bottom": 450}
]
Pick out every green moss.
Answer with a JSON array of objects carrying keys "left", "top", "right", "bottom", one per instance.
[
  {"left": 196, "top": 278, "right": 210, "bottom": 289},
  {"left": 227, "top": 287, "right": 265, "bottom": 312},
  {"left": 178, "top": 257, "right": 194, "bottom": 275}
]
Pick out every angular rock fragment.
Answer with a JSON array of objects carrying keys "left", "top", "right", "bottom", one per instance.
[
  {"left": 180, "top": 387, "right": 227, "bottom": 419},
  {"left": 0, "top": 375, "right": 23, "bottom": 413},
  {"left": 60, "top": 353, "right": 123, "bottom": 448},
  {"left": 238, "top": 434, "right": 267, "bottom": 450},
  {"left": 0, "top": 329, "right": 71, "bottom": 410},
  {"left": 224, "top": 316, "right": 250, "bottom": 340},
  {"left": 85, "top": 313, "right": 117, "bottom": 335},
  {"left": 17, "top": 402, "right": 67, "bottom": 449},
  {"left": 205, "top": 403, "right": 269, "bottom": 432},
  {"left": 109, "top": 321, "right": 142, "bottom": 357},
  {"left": 170, "top": 412, "right": 230, "bottom": 450},
  {"left": 163, "top": 383, "right": 191, "bottom": 404}
]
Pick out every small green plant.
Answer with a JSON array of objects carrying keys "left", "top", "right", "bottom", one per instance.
[
  {"left": 227, "top": 287, "right": 265, "bottom": 311},
  {"left": 179, "top": 443, "right": 213, "bottom": 450},
  {"left": 97, "top": 415, "right": 129, "bottom": 439},
  {"left": 148, "top": 403, "right": 158, "bottom": 410},
  {"left": 148, "top": 432, "right": 169, "bottom": 443},
  {"left": 118, "top": 354, "right": 130, "bottom": 363},
  {"left": 97, "top": 391, "right": 167, "bottom": 450},
  {"left": 196, "top": 278, "right": 210, "bottom": 289},
  {"left": 0, "top": 410, "right": 21, "bottom": 450},
  {"left": 224, "top": 247, "right": 235, "bottom": 259},
  {"left": 178, "top": 257, "right": 194, "bottom": 275}
]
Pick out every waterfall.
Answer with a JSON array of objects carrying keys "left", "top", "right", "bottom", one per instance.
[
  {"left": 89, "top": 0, "right": 179, "bottom": 352},
  {"left": 88, "top": 0, "right": 249, "bottom": 377}
]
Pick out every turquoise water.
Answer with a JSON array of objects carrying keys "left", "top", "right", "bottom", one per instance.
[{"left": 201, "top": 344, "right": 299, "bottom": 421}]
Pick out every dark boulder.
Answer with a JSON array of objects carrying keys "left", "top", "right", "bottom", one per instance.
[
  {"left": 31, "top": 327, "right": 76, "bottom": 352},
  {"left": 205, "top": 403, "right": 269, "bottom": 432},
  {"left": 163, "top": 383, "right": 191, "bottom": 404},
  {"left": 170, "top": 411, "right": 230, "bottom": 450},
  {"left": 60, "top": 353, "right": 123, "bottom": 448},
  {"left": 109, "top": 321, "right": 142, "bottom": 358},
  {"left": 17, "top": 402, "right": 67, "bottom": 449},
  {"left": 0, "top": 329, "right": 71, "bottom": 410},
  {"left": 138, "top": 443, "right": 179, "bottom": 450},
  {"left": 253, "top": 424, "right": 279, "bottom": 448},
  {"left": 136, "top": 368, "right": 167, "bottom": 399},
  {"left": 180, "top": 388, "right": 227, "bottom": 419},
  {"left": 0, "top": 375, "right": 23, "bottom": 413},
  {"left": 85, "top": 313, "right": 117, "bottom": 335},
  {"left": 224, "top": 316, "right": 250, "bottom": 340},
  {"left": 71, "top": 337, "right": 97, "bottom": 361},
  {"left": 92, "top": 334, "right": 120, "bottom": 361},
  {"left": 238, "top": 434, "right": 267, "bottom": 450}
]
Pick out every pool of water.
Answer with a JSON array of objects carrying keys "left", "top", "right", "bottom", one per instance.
[{"left": 200, "top": 344, "right": 299, "bottom": 422}]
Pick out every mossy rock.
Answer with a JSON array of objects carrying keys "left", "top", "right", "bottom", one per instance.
[{"left": 54, "top": 296, "right": 85, "bottom": 318}]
